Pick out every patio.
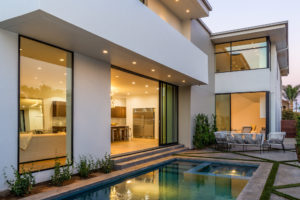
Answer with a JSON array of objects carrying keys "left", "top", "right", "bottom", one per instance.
[{"left": 177, "top": 138, "right": 300, "bottom": 200}]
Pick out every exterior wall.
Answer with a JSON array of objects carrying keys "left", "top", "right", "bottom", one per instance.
[
  {"left": 0, "top": 29, "right": 111, "bottom": 192},
  {"left": 0, "top": 28, "right": 18, "bottom": 192},
  {"left": 178, "top": 20, "right": 215, "bottom": 149}
]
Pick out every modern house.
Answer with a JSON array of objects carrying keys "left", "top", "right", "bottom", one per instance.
[{"left": 0, "top": 0, "right": 288, "bottom": 192}]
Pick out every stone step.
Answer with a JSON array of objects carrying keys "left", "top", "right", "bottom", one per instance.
[
  {"left": 114, "top": 147, "right": 186, "bottom": 170},
  {"left": 112, "top": 144, "right": 184, "bottom": 164}
]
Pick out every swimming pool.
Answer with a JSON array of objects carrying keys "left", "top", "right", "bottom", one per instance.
[{"left": 62, "top": 160, "right": 257, "bottom": 200}]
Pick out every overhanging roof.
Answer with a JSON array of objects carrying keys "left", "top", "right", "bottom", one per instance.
[{"left": 211, "top": 21, "right": 289, "bottom": 76}]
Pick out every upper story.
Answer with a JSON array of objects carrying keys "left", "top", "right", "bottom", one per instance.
[
  {"left": 211, "top": 21, "right": 289, "bottom": 94},
  {"left": 0, "top": 0, "right": 210, "bottom": 86}
]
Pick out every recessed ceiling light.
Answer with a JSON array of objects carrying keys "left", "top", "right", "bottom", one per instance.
[
  {"left": 156, "top": 87, "right": 159, "bottom": 90},
  {"left": 59, "top": 81, "right": 63, "bottom": 84},
  {"left": 37, "top": 67, "right": 42, "bottom": 70},
  {"left": 182, "top": 80, "right": 186, "bottom": 83},
  {"left": 20, "top": 48, "right": 23, "bottom": 51},
  {"left": 145, "top": 85, "right": 149, "bottom": 88},
  {"left": 151, "top": 69, "right": 155, "bottom": 72},
  {"left": 64, "top": 72, "right": 67, "bottom": 76},
  {"left": 127, "top": 92, "right": 131, "bottom": 95},
  {"left": 186, "top": 9, "right": 190, "bottom": 13},
  {"left": 115, "top": 75, "right": 119, "bottom": 78},
  {"left": 22, "top": 105, "right": 25, "bottom": 108},
  {"left": 132, "top": 81, "right": 136, "bottom": 85},
  {"left": 59, "top": 58, "right": 65, "bottom": 62},
  {"left": 34, "top": 77, "right": 38, "bottom": 80},
  {"left": 132, "top": 61, "right": 137, "bottom": 65},
  {"left": 102, "top": 50, "right": 108, "bottom": 54},
  {"left": 175, "top": 0, "right": 179, "bottom": 2},
  {"left": 145, "top": 91, "right": 148, "bottom": 94},
  {"left": 167, "top": 74, "right": 171, "bottom": 78}
]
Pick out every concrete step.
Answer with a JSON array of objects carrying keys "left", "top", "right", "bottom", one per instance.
[
  {"left": 112, "top": 144, "right": 184, "bottom": 164},
  {"left": 114, "top": 146, "right": 186, "bottom": 170}
]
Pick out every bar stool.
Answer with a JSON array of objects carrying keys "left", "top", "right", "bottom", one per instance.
[
  {"left": 119, "top": 127, "right": 126, "bottom": 141},
  {"left": 111, "top": 128, "right": 119, "bottom": 142}
]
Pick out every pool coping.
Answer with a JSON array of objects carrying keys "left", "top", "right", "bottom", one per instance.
[{"left": 21, "top": 155, "right": 272, "bottom": 200}]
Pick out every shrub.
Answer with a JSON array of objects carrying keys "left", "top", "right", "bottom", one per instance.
[
  {"left": 76, "top": 155, "right": 95, "bottom": 178},
  {"left": 4, "top": 166, "right": 35, "bottom": 197},
  {"left": 193, "top": 114, "right": 217, "bottom": 149},
  {"left": 51, "top": 160, "right": 72, "bottom": 186},
  {"left": 99, "top": 153, "right": 114, "bottom": 173},
  {"left": 282, "top": 110, "right": 296, "bottom": 120}
]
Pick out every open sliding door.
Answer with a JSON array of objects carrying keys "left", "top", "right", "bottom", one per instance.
[{"left": 159, "top": 82, "right": 178, "bottom": 145}]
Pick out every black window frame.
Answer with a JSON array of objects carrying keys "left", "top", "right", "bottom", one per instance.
[
  {"left": 215, "top": 91, "right": 270, "bottom": 137},
  {"left": 18, "top": 35, "right": 74, "bottom": 173},
  {"left": 215, "top": 37, "right": 270, "bottom": 73}
]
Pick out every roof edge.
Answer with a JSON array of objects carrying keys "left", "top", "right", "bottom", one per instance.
[{"left": 201, "top": 0, "right": 212, "bottom": 11}]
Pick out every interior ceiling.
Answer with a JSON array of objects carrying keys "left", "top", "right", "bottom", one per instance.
[{"left": 111, "top": 68, "right": 159, "bottom": 97}]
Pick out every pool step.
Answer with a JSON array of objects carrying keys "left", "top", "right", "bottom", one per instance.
[{"left": 113, "top": 145, "right": 186, "bottom": 170}]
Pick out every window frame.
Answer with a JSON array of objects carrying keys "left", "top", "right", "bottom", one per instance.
[
  {"left": 215, "top": 91, "right": 270, "bottom": 137},
  {"left": 215, "top": 37, "right": 270, "bottom": 73},
  {"left": 18, "top": 35, "right": 74, "bottom": 173}
]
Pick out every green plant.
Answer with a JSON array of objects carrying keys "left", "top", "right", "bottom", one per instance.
[
  {"left": 99, "top": 153, "right": 114, "bottom": 173},
  {"left": 193, "top": 114, "right": 217, "bottom": 149},
  {"left": 76, "top": 155, "right": 95, "bottom": 178},
  {"left": 51, "top": 160, "right": 72, "bottom": 186},
  {"left": 282, "top": 84, "right": 300, "bottom": 111},
  {"left": 4, "top": 166, "right": 35, "bottom": 197},
  {"left": 282, "top": 110, "right": 296, "bottom": 120}
]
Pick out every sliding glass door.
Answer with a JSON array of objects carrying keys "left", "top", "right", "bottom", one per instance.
[{"left": 159, "top": 82, "right": 178, "bottom": 145}]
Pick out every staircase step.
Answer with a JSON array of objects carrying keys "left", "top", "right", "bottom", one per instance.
[
  {"left": 114, "top": 147, "right": 186, "bottom": 170},
  {"left": 112, "top": 144, "right": 184, "bottom": 164}
]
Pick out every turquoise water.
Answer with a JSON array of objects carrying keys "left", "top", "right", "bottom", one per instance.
[{"left": 64, "top": 161, "right": 255, "bottom": 200}]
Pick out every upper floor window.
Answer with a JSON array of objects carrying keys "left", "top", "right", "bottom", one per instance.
[{"left": 215, "top": 37, "right": 269, "bottom": 73}]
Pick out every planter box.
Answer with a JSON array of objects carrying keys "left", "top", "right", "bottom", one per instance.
[{"left": 281, "top": 120, "right": 297, "bottom": 138}]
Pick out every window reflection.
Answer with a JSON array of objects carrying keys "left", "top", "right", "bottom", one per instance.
[
  {"left": 231, "top": 48, "right": 267, "bottom": 71},
  {"left": 19, "top": 37, "right": 72, "bottom": 172}
]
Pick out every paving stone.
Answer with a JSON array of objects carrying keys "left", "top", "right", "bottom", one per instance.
[
  {"left": 278, "top": 187, "right": 300, "bottom": 199},
  {"left": 286, "top": 161, "right": 300, "bottom": 167},
  {"left": 270, "top": 193, "right": 288, "bottom": 200},
  {"left": 274, "top": 164, "right": 300, "bottom": 186},
  {"left": 243, "top": 151, "right": 297, "bottom": 161}
]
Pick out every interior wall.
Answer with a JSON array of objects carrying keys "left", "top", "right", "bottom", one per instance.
[
  {"left": 231, "top": 93, "right": 266, "bottom": 132},
  {"left": 126, "top": 95, "right": 159, "bottom": 139},
  {"left": 0, "top": 28, "right": 18, "bottom": 192},
  {"left": 111, "top": 97, "right": 126, "bottom": 126}
]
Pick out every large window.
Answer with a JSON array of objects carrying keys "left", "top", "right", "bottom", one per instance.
[
  {"left": 216, "top": 92, "right": 268, "bottom": 134},
  {"left": 19, "top": 36, "right": 73, "bottom": 172},
  {"left": 215, "top": 37, "right": 269, "bottom": 73}
]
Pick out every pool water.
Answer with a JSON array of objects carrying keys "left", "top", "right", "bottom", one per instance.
[{"left": 63, "top": 161, "right": 257, "bottom": 200}]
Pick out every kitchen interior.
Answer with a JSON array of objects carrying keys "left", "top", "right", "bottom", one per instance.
[{"left": 111, "top": 68, "right": 159, "bottom": 155}]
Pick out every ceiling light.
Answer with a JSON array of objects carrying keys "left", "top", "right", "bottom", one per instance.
[
  {"left": 156, "top": 87, "right": 159, "bottom": 90},
  {"left": 167, "top": 74, "right": 171, "bottom": 78},
  {"left": 37, "top": 67, "right": 42, "bottom": 70},
  {"left": 145, "top": 91, "right": 148, "bottom": 94},
  {"left": 132, "top": 81, "right": 136, "bottom": 85},
  {"left": 182, "top": 80, "right": 186, "bottom": 83},
  {"left": 34, "top": 77, "right": 38, "bottom": 80},
  {"left": 127, "top": 92, "right": 131, "bottom": 95},
  {"left": 115, "top": 75, "right": 119, "bottom": 78},
  {"left": 19, "top": 48, "right": 23, "bottom": 51},
  {"left": 59, "top": 58, "right": 65, "bottom": 62},
  {"left": 132, "top": 61, "right": 137, "bottom": 65},
  {"left": 175, "top": 0, "right": 179, "bottom": 2},
  {"left": 64, "top": 72, "right": 67, "bottom": 76},
  {"left": 59, "top": 81, "right": 63, "bottom": 84},
  {"left": 145, "top": 85, "right": 149, "bottom": 88},
  {"left": 151, "top": 69, "right": 155, "bottom": 72},
  {"left": 102, "top": 50, "right": 108, "bottom": 54},
  {"left": 186, "top": 9, "right": 190, "bottom": 13}
]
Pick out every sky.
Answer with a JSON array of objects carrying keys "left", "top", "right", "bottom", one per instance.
[{"left": 202, "top": 0, "right": 300, "bottom": 86}]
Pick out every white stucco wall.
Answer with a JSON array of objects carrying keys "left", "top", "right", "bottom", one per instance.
[
  {"left": 0, "top": 28, "right": 18, "bottom": 192},
  {"left": 0, "top": 30, "right": 111, "bottom": 191}
]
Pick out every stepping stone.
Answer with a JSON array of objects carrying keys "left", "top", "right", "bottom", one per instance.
[
  {"left": 274, "top": 164, "right": 300, "bottom": 186},
  {"left": 277, "top": 186, "right": 300, "bottom": 199}
]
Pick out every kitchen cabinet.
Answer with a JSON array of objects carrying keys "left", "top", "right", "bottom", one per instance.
[{"left": 111, "top": 106, "right": 126, "bottom": 118}]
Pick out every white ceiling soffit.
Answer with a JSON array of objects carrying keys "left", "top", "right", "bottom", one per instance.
[
  {"left": 210, "top": 21, "right": 289, "bottom": 76},
  {"left": 159, "top": 0, "right": 212, "bottom": 20},
  {"left": 0, "top": 1, "right": 209, "bottom": 86}
]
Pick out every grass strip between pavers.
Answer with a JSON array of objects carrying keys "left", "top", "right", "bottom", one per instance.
[
  {"left": 260, "top": 162, "right": 279, "bottom": 200},
  {"left": 272, "top": 189, "right": 299, "bottom": 200},
  {"left": 273, "top": 183, "right": 300, "bottom": 189}
]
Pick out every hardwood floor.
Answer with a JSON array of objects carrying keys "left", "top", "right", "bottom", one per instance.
[{"left": 111, "top": 138, "right": 159, "bottom": 155}]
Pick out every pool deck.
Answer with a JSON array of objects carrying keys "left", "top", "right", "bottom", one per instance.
[{"left": 21, "top": 139, "right": 299, "bottom": 200}]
